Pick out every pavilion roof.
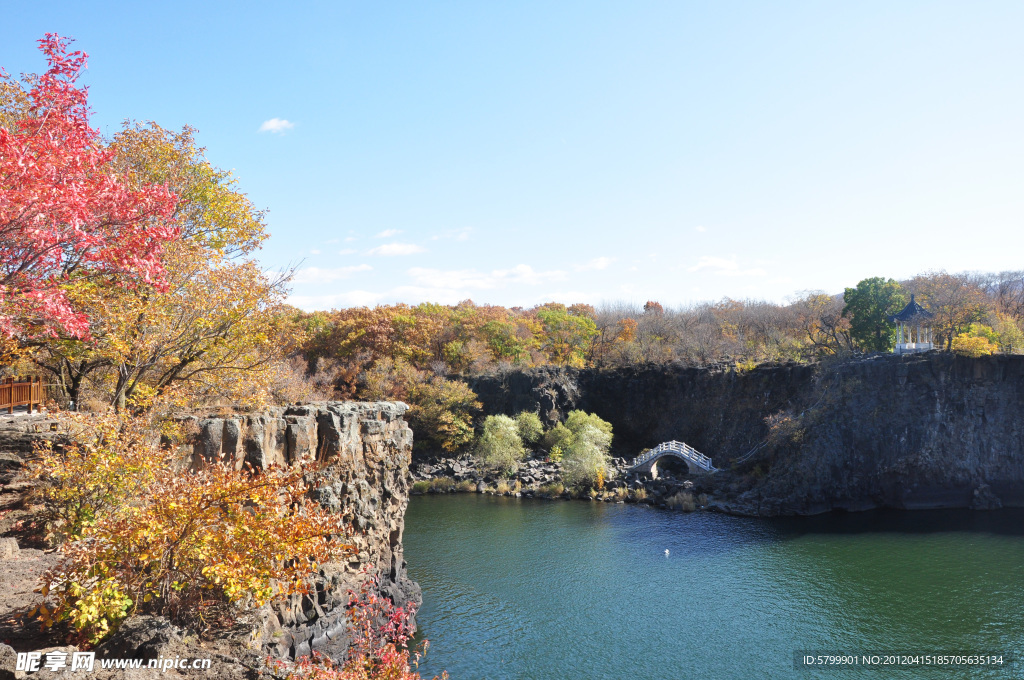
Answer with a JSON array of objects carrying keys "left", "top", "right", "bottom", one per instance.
[{"left": 891, "top": 294, "right": 934, "bottom": 323}]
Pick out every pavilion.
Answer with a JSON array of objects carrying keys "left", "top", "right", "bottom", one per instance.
[{"left": 890, "top": 294, "right": 934, "bottom": 354}]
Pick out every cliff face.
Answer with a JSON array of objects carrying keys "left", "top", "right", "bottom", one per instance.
[
  {"left": 467, "top": 355, "right": 1024, "bottom": 515},
  {"left": 467, "top": 363, "right": 815, "bottom": 460},
  {"left": 736, "top": 353, "right": 1024, "bottom": 515},
  {"left": 186, "top": 402, "right": 419, "bottom": 660}
]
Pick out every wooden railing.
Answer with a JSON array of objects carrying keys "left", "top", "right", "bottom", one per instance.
[{"left": 0, "top": 376, "right": 46, "bottom": 414}]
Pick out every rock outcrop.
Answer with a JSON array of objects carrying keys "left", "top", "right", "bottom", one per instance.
[
  {"left": 183, "top": 402, "right": 420, "bottom": 660},
  {"left": 466, "top": 354, "right": 1024, "bottom": 515}
]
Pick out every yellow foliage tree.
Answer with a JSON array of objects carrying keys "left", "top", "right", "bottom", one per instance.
[
  {"left": 30, "top": 123, "right": 289, "bottom": 409},
  {"left": 951, "top": 333, "right": 996, "bottom": 357},
  {"left": 31, "top": 413, "right": 351, "bottom": 644}
]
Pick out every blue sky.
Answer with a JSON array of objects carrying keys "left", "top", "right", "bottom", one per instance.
[{"left": 4, "top": 2, "right": 1024, "bottom": 310}]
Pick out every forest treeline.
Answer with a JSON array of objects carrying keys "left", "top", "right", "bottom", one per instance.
[{"left": 294, "top": 269, "right": 1024, "bottom": 381}]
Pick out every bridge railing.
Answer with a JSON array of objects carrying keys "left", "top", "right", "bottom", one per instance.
[{"left": 629, "top": 440, "right": 716, "bottom": 472}]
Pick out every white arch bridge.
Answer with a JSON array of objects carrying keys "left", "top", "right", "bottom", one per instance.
[{"left": 628, "top": 440, "right": 718, "bottom": 478}]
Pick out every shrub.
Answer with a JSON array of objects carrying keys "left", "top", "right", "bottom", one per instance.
[
  {"left": 456, "top": 479, "right": 476, "bottom": 493},
  {"left": 561, "top": 424, "right": 612, "bottom": 490},
  {"left": 428, "top": 477, "right": 455, "bottom": 493},
  {"left": 951, "top": 333, "right": 996, "bottom": 358},
  {"left": 274, "top": 577, "right": 440, "bottom": 680},
  {"left": 548, "top": 445, "right": 563, "bottom": 463},
  {"left": 28, "top": 413, "right": 159, "bottom": 544},
  {"left": 514, "top": 411, "right": 544, "bottom": 447},
  {"left": 411, "top": 480, "right": 430, "bottom": 494},
  {"left": 632, "top": 487, "right": 648, "bottom": 501},
  {"left": 495, "top": 480, "right": 512, "bottom": 495},
  {"left": 537, "top": 482, "right": 564, "bottom": 498},
  {"left": 666, "top": 491, "right": 696, "bottom": 512},
  {"left": 474, "top": 414, "right": 526, "bottom": 474},
  {"left": 564, "top": 410, "right": 613, "bottom": 441},
  {"left": 613, "top": 487, "right": 629, "bottom": 501},
  {"left": 541, "top": 422, "right": 573, "bottom": 452},
  {"left": 32, "top": 418, "right": 351, "bottom": 644}
]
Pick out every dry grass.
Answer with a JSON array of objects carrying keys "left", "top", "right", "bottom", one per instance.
[
  {"left": 537, "top": 482, "right": 565, "bottom": 498},
  {"left": 429, "top": 477, "right": 456, "bottom": 493},
  {"left": 666, "top": 491, "right": 696, "bottom": 512},
  {"left": 456, "top": 479, "right": 477, "bottom": 493}
]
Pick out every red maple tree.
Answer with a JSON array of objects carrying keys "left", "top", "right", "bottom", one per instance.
[{"left": 0, "top": 34, "right": 178, "bottom": 339}]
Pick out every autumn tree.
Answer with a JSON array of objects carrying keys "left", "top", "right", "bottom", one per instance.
[
  {"left": 405, "top": 376, "right": 480, "bottom": 453},
  {"left": 792, "top": 292, "right": 852, "bottom": 357},
  {"left": 978, "top": 270, "right": 1024, "bottom": 324},
  {"left": 842, "top": 277, "right": 906, "bottom": 352},
  {"left": 534, "top": 303, "right": 597, "bottom": 367},
  {"left": 0, "top": 35, "right": 178, "bottom": 340},
  {"left": 29, "top": 123, "right": 288, "bottom": 409},
  {"left": 907, "top": 271, "right": 990, "bottom": 350}
]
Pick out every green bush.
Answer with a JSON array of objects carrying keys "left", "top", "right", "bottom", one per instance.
[
  {"left": 561, "top": 424, "right": 612, "bottom": 489},
  {"left": 456, "top": 479, "right": 477, "bottom": 493},
  {"left": 514, "top": 411, "right": 544, "bottom": 446},
  {"left": 475, "top": 414, "right": 526, "bottom": 474},
  {"left": 541, "top": 422, "right": 573, "bottom": 451},
  {"left": 411, "top": 480, "right": 430, "bottom": 494},
  {"left": 564, "top": 410, "right": 613, "bottom": 440}
]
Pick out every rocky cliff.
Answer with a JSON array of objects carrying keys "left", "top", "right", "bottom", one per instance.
[
  {"left": 466, "top": 362, "right": 814, "bottom": 459},
  {"left": 466, "top": 354, "right": 1024, "bottom": 515},
  {"left": 184, "top": 401, "right": 420, "bottom": 660}
]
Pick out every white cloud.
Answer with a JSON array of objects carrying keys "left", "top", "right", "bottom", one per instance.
[
  {"left": 695, "top": 225, "right": 707, "bottom": 232},
  {"left": 344, "top": 236, "right": 357, "bottom": 243},
  {"left": 310, "top": 249, "right": 321, "bottom": 255},
  {"left": 259, "top": 118, "right": 294, "bottom": 134},
  {"left": 368, "top": 242, "right": 426, "bottom": 256},
  {"left": 574, "top": 256, "right": 614, "bottom": 272},
  {"left": 338, "top": 248, "right": 357, "bottom": 255},
  {"left": 291, "top": 264, "right": 372, "bottom": 284},
  {"left": 688, "top": 256, "right": 766, "bottom": 277},
  {"left": 375, "top": 229, "right": 403, "bottom": 238}
]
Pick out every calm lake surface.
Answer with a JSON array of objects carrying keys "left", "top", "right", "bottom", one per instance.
[{"left": 404, "top": 495, "right": 1024, "bottom": 680}]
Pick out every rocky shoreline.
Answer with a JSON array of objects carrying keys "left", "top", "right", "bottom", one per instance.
[{"left": 409, "top": 454, "right": 711, "bottom": 510}]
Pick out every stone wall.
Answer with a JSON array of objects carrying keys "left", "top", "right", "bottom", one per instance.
[{"left": 185, "top": 402, "right": 419, "bottom": 660}]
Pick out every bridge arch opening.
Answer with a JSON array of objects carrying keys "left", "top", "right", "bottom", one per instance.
[{"left": 651, "top": 456, "right": 692, "bottom": 480}]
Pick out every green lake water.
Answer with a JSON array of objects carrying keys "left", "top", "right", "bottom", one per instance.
[{"left": 403, "top": 495, "right": 1024, "bottom": 680}]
